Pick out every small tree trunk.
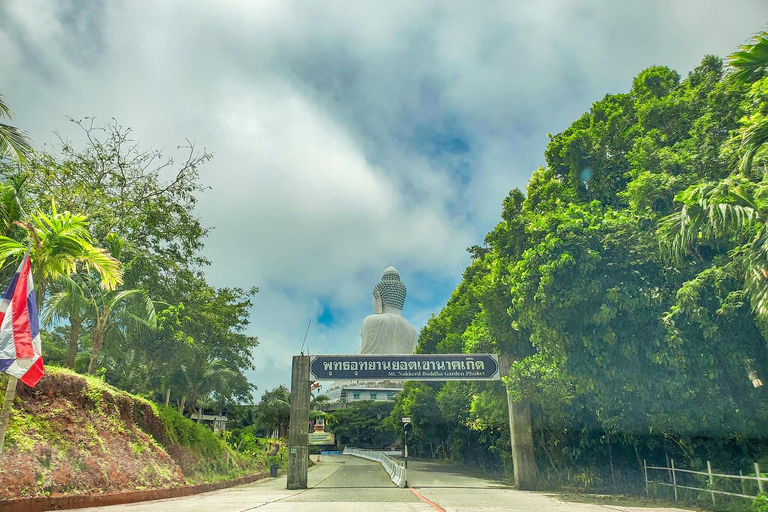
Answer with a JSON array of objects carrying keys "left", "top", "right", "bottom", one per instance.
[
  {"left": 608, "top": 441, "right": 617, "bottom": 489},
  {"left": 88, "top": 331, "right": 103, "bottom": 375},
  {"left": 66, "top": 319, "right": 82, "bottom": 369},
  {"left": 178, "top": 395, "right": 186, "bottom": 413},
  {"left": 140, "top": 363, "right": 154, "bottom": 392},
  {"left": 0, "top": 376, "right": 18, "bottom": 455},
  {"left": 197, "top": 405, "right": 203, "bottom": 423},
  {"left": 34, "top": 269, "right": 45, "bottom": 313},
  {"left": 164, "top": 387, "right": 171, "bottom": 406}
]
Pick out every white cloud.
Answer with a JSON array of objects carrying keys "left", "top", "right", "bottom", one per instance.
[{"left": 1, "top": 0, "right": 767, "bottom": 397}]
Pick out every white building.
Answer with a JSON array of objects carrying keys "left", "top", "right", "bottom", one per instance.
[
  {"left": 325, "top": 381, "right": 402, "bottom": 403},
  {"left": 188, "top": 412, "right": 229, "bottom": 432}
]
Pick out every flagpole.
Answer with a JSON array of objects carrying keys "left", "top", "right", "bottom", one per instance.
[
  {"left": 0, "top": 251, "right": 34, "bottom": 455},
  {"left": 0, "top": 376, "right": 18, "bottom": 455},
  {"left": 0, "top": 194, "right": 34, "bottom": 454}
]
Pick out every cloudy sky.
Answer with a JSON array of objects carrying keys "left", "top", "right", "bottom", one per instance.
[{"left": 1, "top": 1, "right": 767, "bottom": 399}]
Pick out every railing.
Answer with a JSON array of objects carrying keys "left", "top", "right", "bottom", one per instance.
[
  {"left": 343, "top": 447, "right": 406, "bottom": 487},
  {"left": 645, "top": 459, "right": 766, "bottom": 504}
]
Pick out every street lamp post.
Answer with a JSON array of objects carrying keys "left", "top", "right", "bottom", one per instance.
[{"left": 403, "top": 419, "right": 412, "bottom": 487}]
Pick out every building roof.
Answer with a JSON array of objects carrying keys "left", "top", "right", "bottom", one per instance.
[{"left": 342, "top": 387, "right": 402, "bottom": 392}]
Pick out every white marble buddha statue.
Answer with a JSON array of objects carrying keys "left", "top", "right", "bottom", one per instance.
[{"left": 361, "top": 267, "right": 418, "bottom": 354}]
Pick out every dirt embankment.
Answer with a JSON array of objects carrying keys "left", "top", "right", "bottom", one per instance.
[{"left": 0, "top": 368, "right": 251, "bottom": 499}]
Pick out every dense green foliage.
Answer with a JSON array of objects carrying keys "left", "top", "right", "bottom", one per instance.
[
  {"left": 391, "top": 32, "right": 768, "bottom": 496},
  {"left": 0, "top": 116, "right": 259, "bottom": 418},
  {"left": 329, "top": 401, "right": 396, "bottom": 449},
  {"left": 228, "top": 385, "right": 292, "bottom": 438}
]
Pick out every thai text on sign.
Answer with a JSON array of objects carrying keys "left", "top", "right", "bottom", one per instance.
[{"left": 309, "top": 354, "right": 499, "bottom": 381}]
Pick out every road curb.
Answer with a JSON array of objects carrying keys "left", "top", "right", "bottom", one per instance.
[{"left": 0, "top": 471, "right": 271, "bottom": 512}]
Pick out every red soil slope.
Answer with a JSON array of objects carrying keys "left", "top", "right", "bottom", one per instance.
[{"left": 0, "top": 369, "right": 185, "bottom": 499}]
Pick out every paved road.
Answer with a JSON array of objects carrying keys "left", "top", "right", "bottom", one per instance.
[{"left": 70, "top": 455, "right": 695, "bottom": 512}]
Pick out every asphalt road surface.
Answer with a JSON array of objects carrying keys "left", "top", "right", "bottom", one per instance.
[{"left": 70, "top": 455, "right": 695, "bottom": 512}]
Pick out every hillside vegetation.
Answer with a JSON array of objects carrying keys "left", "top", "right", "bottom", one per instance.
[
  {"left": 389, "top": 32, "right": 768, "bottom": 502},
  {"left": 0, "top": 367, "right": 279, "bottom": 499}
]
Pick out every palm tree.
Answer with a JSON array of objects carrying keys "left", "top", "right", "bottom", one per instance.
[
  {"left": 179, "top": 356, "right": 242, "bottom": 423},
  {"left": 311, "top": 393, "right": 330, "bottom": 410},
  {"left": 0, "top": 92, "right": 32, "bottom": 162},
  {"left": 101, "top": 348, "right": 148, "bottom": 393},
  {"left": 729, "top": 32, "right": 768, "bottom": 171},
  {"left": 659, "top": 177, "right": 768, "bottom": 314},
  {"left": 42, "top": 276, "right": 91, "bottom": 368},
  {"left": 43, "top": 275, "right": 155, "bottom": 374},
  {"left": 256, "top": 386, "right": 291, "bottom": 438},
  {"left": 86, "top": 288, "right": 155, "bottom": 375},
  {"left": 0, "top": 205, "right": 122, "bottom": 310},
  {"left": 309, "top": 393, "right": 330, "bottom": 426}
]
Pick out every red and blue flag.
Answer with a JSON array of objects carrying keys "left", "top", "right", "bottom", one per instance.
[{"left": 0, "top": 255, "right": 44, "bottom": 387}]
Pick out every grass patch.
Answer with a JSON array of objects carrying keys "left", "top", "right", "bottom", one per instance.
[{"left": 4, "top": 410, "right": 59, "bottom": 452}]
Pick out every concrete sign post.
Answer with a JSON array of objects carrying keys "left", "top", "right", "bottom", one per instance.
[
  {"left": 287, "top": 355, "right": 310, "bottom": 490},
  {"left": 499, "top": 354, "right": 538, "bottom": 490}
]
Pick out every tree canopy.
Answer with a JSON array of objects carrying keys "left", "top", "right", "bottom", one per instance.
[
  {"left": 0, "top": 115, "right": 259, "bottom": 416},
  {"left": 391, "top": 36, "right": 768, "bottom": 485}
]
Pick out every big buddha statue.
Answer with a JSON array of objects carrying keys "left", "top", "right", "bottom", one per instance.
[
  {"left": 324, "top": 266, "right": 418, "bottom": 404},
  {"left": 361, "top": 267, "right": 417, "bottom": 354}
]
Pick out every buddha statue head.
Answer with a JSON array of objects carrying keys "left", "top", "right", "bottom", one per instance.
[
  {"left": 362, "top": 266, "right": 417, "bottom": 355},
  {"left": 372, "top": 266, "right": 407, "bottom": 315}
]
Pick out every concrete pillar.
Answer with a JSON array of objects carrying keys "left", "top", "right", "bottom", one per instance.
[
  {"left": 287, "top": 355, "right": 310, "bottom": 489},
  {"left": 499, "top": 354, "right": 538, "bottom": 490}
]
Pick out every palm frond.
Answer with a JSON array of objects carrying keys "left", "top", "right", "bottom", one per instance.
[
  {"left": 105, "top": 288, "right": 157, "bottom": 332},
  {"left": 29, "top": 209, "right": 123, "bottom": 289},
  {"left": 0, "top": 93, "right": 31, "bottom": 162},
  {"left": 0, "top": 123, "right": 32, "bottom": 162},
  {"left": 729, "top": 32, "right": 768, "bottom": 84},
  {"left": 41, "top": 291, "right": 68, "bottom": 327},
  {"left": 0, "top": 93, "right": 13, "bottom": 119},
  {"left": 106, "top": 288, "right": 146, "bottom": 308},
  {"left": 740, "top": 227, "right": 768, "bottom": 317},
  {"left": 0, "top": 178, "right": 25, "bottom": 236},
  {"left": 738, "top": 116, "right": 768, "bottom": 171},
  {"left": 659, "top": 179, "right": 765, "bottom": 262},
  {"left": 0, "top": 236, "right": 27, "bottom": 269},
  {"left": 40, "top": 275, "right": 93, "bottom": 326},
  {"left": 83, "top": 246, "right": 123, "bottom": 290}
]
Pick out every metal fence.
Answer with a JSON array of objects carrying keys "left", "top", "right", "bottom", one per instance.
[
  {"left": 343, "top": 447, "right": 406, "bottom": 487},
  {"left": 644, "top": 459, "right": 766, "bottom": 504}
]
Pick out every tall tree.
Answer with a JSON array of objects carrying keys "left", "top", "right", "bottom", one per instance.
[
  {"left": 45, "top": 276, "right": 155, "bottom": 375},
  {"left": 42, "top": 276, "right": 91, "bottom": 368}
]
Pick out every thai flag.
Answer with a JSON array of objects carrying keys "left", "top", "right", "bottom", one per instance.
[{"left": 0, "top": 255, "right": 44, "bottom": 387}]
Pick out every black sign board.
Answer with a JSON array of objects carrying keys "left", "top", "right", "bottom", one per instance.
[{"left": 309, "top": 354, "right": 500, "bottom": 381}]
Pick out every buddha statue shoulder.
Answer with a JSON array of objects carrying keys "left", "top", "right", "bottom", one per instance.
[{"left": 361, "top": 267, "right": 418, "bottom": 354}]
